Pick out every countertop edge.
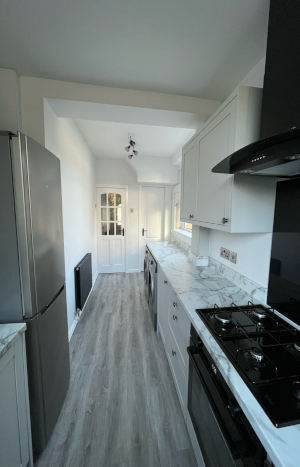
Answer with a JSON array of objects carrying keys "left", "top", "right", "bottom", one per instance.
[{"left": 0, "top": 323, "right": 27, "bottom": 359}]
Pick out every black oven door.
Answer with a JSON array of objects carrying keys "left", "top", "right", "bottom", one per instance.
[{"left": 188, "top": 344, "right": 262, "bottom": 467}]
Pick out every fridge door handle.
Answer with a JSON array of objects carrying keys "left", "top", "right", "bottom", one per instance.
[{"left": 40, "top": 285, "right": 65, "bottom": 315}]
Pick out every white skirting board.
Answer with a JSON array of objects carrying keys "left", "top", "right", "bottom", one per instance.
[
  {"left": 68, "top": 271, "right": 98, "bottom": 341},
  {"left": 127, "top": 269, "right": 140, "bottom": 273}
]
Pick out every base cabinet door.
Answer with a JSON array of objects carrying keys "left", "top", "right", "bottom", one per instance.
[
  {"left": 157, "top": 267, "right": 170, "bottom": 349},
  {"left": 0, "top": 332, "right": 33, "bottom": 467}
]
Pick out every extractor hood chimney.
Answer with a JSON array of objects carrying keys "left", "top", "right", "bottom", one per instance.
[{"left": 213, "top": 0, "right": 300, "bottom": 178}]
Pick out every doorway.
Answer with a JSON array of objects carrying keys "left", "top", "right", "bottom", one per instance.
[
  {"left": 96, "top": 187, "right": 127, "bottom": 273},
  {"left": 139, "top": 186, "right": 165, "bottom": 270}
]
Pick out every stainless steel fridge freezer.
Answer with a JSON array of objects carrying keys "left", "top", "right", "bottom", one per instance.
[{"left": 0, "top": 131, "right": 70, "bottom": 454}]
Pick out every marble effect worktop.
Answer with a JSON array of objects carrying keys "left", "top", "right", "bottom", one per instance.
[
  {"left": 0, "top": 323, "right": 26, "bottom": 359},
  {"left": 147, "top": 241, "right": 300, "bottom": 467}
]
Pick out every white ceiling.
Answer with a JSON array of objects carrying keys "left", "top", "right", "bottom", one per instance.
[
  {"left": 74, "top": 119, "right": 194, "bottom": 158},
  {"left": 0, "top": 0, "right": 269, "bottom": 100}
]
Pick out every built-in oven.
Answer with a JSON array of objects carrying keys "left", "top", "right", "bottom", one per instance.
[{"left": 187, "top": 324, "right": 271, "bottom": 467}]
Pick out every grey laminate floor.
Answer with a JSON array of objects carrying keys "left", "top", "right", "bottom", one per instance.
[{"left": 35, "top": 273, "right": 197, "bottom": 467}]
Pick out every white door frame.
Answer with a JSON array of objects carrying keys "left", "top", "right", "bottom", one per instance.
[
  {"left": 138, "top": 184, "right": 166, "bottom": 271},
  {"left": 96, "top": 184, "right": 129, "bottom": 273}
]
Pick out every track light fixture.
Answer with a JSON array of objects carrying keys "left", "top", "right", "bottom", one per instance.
[{"left": 125, "top": 135, "right": 138, "bottom": 159}]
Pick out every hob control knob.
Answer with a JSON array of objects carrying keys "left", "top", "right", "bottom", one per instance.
[{"left": 293, "top": 381, "right": 300, "bottom": 399}]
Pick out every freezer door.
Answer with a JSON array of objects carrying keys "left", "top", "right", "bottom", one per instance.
[
  {"left": 25, "top": 286, "right": 70, "bottom": 453},
  {"left": 25, "top": 135, "right": 65, "bottom": 314}
]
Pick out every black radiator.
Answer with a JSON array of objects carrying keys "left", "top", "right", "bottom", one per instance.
[{"left": 74, "top": 253, "right": 92, "bottom": 311}]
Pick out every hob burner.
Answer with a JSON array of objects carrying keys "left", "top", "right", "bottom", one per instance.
[
  {"left": 250, "top": 347, "right": 264, "bottom": 362},
  {"left": 214, "top": 312, "right": 232, "bottom": 325},
  {"left": 251, "top": 308, "right": 267, "bottom": 320}
]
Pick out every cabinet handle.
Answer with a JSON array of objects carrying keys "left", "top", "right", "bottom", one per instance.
[
  {"left": 164, "top": 280, "right": 168, "bottom": 284},
  {"left": 172, "top": 350, "right": 176, "bottom": 356},
  {"left": 173, "top": 302, "right": 177, "bottom": 307},
  {"left": 222, "top": 217, "right": 228, "bottom": 224},
  {"left": 173, "top": 315, "right": 177, "bottom": 321},
  {"left": 189, "top": 214, "right": 194, "bottom": 219}
]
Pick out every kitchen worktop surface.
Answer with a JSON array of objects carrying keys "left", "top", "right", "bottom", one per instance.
[
  {"left": 147, "top": 241, "right": 300, "bottom": 467},
  {"left": 0, "top": 323, "right": 26, "bottom": 359}
]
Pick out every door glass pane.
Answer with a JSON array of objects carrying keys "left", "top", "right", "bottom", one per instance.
[
  {"left": 101, "top": 193, "right": 107, "bottom": 206},
  {"left": 101, "top": 223, "right": 107, "bottom": 235},
  {"left": 109, "top": 223, "right": 114, "bottom": 235},
  {"left": 101, "top": 208, "right": 107, "bottom": 221},
  {"left": 116, "top": 207, "right": 122, "bottom": 221},
  {"left": 116, "top": 194, "right": 122, "bottom": 206},
  {"left": 108, "top": 193, "right": 114, "bottom": 206},
  {"left": 116, "top": 223, "right": 122, "bottom": 235},
  {"left": 109, "top": 208, "right": 115, "bottom": 221}
]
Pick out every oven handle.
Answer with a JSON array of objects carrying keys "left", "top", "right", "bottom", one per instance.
[{"left": 187, "top": 346, "right": 247, "bottom": 460}]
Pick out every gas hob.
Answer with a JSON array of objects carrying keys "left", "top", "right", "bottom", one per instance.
[{"left": 196, "top": 302, "right": 300, "bottom": 428}]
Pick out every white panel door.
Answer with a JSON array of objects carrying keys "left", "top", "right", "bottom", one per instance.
[
  {"left": 97, "top": 188, "right": 126, "bottom": 273},
  {"left": 181, "top": 140, "right": 197, "bottom": 221},
  {"left": 140, "top": 186, "right": 164, "bottom": 269}
]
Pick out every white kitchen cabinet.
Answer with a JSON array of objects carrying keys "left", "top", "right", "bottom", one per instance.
[
  {"left": 157, "top": 265, "right": 170, "bottom": 349},
  {"left": 157, "top": 264, "right": 190, "bottom": 419},
  {"left": 0, "top": 328, "right": 33, "bottom": 467},
  {"left": 181, "top": 139, "right": 198, "bottom": 221},
  {"left": 181, "top": 86, "right": 277, "bottom": 233}
]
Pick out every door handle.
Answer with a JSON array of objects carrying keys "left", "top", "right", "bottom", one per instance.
[
  {"left": 122, "top": 228, "right": 125, "bottom": 236},
  {"left": 142, "top": 228, "right": 148, "bottom": 236}
]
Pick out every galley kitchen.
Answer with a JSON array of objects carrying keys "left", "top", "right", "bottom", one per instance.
[{"left": 1, "top": 1, "right": 300, "bottom": 467}]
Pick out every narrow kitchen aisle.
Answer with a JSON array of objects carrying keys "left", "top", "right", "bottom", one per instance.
[{"left": 36, "top": 273, "right": 197, "bottom": 467}]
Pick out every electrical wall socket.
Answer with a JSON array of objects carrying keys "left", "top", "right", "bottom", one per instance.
[
  {"left": 220, "top": 247, "right": 230, "bottom": 260},
  {"left": 230, "top": 251, "right": 237, "bottom": 264}
]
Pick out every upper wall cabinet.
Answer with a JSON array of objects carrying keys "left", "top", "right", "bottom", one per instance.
[
  {"left": 181, "top": 86, "right": 277, "bottom": 233},
  {"left": 181, "top": 140, "right": 197, "bottom": 221}
]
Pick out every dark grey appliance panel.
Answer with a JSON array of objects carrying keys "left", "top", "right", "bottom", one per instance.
[
  {"left": 26, "top": 287, "right": 70, "bottom": 453},
  {"left": 0, "top": 134, "right": 23, "bottom": 322},
  {"left": 37, "top": 287, "right": 70, "bottom": 441},
  {"left": 26, "top": 136, "right": 65, "bottom": 313}
]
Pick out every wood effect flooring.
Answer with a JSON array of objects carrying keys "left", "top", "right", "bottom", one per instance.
[{"left": 35, "top": 273, "right": 197, "bottom": 467}]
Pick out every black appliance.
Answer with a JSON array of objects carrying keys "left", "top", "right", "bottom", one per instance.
[
  {"left": 196, "top": 302, "right": 300, "bottom": 428},
  {"left": 212, "top": 0, "right": 300, "bottom": 178},
  {"left": 267, "top": 178, "right": 300, "bottom": 326},
  {"left": 188, "top": 324, "right": 268, "bottom": 467}
]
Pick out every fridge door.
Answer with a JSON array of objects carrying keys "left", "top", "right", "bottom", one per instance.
[
  {"left": 25, "top": 135, "right": 65, "bottom": 315},
  {"left": 25, "top": 286, "right": 70, "bottom": 453},
  {"left": 0, "top": 134, "right": 23, "bottom": 322}
]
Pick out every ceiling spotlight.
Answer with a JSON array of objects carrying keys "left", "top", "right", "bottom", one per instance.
[
  {"left": 125, "top": 145, "right": 131, "bottom": 152},
  {"left": 130, "top": 139, "right": 135, "bottom": 147},
  {"left": 133, "top": 150, "right": 138, "bottom": 156},
  {"left": 128, "top": 154, "right": 133, "bottom": 159}
]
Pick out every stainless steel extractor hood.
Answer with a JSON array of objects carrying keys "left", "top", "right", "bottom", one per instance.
[{"left": 213, "top": 0, "right": 300, "bottom": 178}]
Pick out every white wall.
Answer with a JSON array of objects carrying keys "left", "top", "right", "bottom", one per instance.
[
  {"left": 96, "top": 157, "right": 173, "bottom": 271},
  {"left": 44, "top": 100, "right": 97, "bottom": 330},
  {"left": 129, "top": 155, "right": 178, "bottom": 185},
  {"left": 209, "top": 231, "right": 272, "bottom": 287}
]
